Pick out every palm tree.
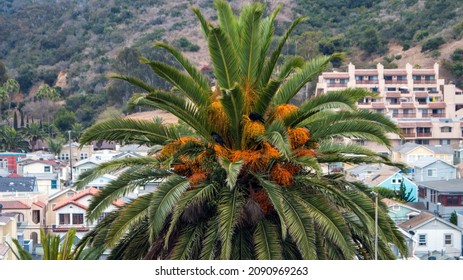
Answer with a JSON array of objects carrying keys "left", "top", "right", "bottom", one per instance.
[
  {"left": 0, "top": 126, "right": 29, "bottom": 152},
  {"left": 23, "top": 122, "right": 46, "bottom": 151},
  {"left": 75, "top": 0, "right": 407, "bottom": 260}
]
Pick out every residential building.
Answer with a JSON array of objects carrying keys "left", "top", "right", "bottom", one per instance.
[
  {"left": 381, "top": 198, "right": 421, "bottom": 224},
  {"left": 413, "top": 158, "right": 457, "bottom": 182},
  {"left": 345, "top": 163, "right": 381, "bottom": 181},
  {"left": 392, "top": 142, "right": 454, "bottom": 166},
  {"left": 0, "top": 152, "right": 27, "bottom": 175},
  {"left": 0, "top": 213, "right": 17, "bottom": 260},
  {"left": 50, "top": 187, "right": 123, "bottom": 239},
  {"left": 45, "top": 188, "right": 77, "bottom": 234},
  {"left": 316, "top": 63, "right": 463, "bottom": 151},
  {"left": 363, "top": 165, "right": 418, "bottom": 202},
  {"left": 417, "top": 179, "right": 463, "bottom": 218},
  {"left": 17, "top": 159, "right": 61, "bottom": 195},
  {"left": 399, "top": 211, "right": 463, "bottom": 259}
]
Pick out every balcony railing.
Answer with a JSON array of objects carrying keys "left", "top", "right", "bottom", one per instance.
[
  {"left": 421, "top": 113, "right": 445, "bottom": 118},
  {"left": 402, "top": 133, "right": 416, "bottom": 137},
  {"left": 385, "top": 80, "right": 407, "bottom": 84},
  {"left": 327, "top": 83, "right": 348, "bottom": 87},
  {"left": 413, "top": 80, "right": 436, "bottom": 84},
  {"left": 417, "top": 132, "right": 432, "bottom": 137},
  {"left": 393, "top": 113, "right": 417, "bottom": 118},
  {"left": 355, "top": 80, "right": 378, "bottom": 84}
]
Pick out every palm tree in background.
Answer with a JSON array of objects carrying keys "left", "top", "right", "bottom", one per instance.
[
  {"left": 0, "top": 126, "right": 29, "bottom": 152},
  {"left": 75, "top": 0, "right": 407, "bottom": 260},
  {"left": 23, "top": 122, "right": 46, "bottom": 151}
]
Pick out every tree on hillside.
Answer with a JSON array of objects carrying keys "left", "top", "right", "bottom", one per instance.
[
  {"left": 75, "top": 0, "right": 407, "bottom": 260},
  {"left": 0, "top": 126, "right": 29, "bottom": 152},
  {"left": 37, "top": 83, "right": 60, "bottom": 136},
  {"left": 23, "top": 122, "right": 46, "bottom": 151}
]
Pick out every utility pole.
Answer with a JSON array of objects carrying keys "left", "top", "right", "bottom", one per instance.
[
  {"left": 68, "top": 130, "right": 73, "bottom": 184},
  {"left": 373, "top": 191, "right": 378, "bottom": 260}
]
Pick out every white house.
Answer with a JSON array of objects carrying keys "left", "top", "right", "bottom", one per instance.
[
  {"left": 51, "top": 187, "right": 124, "bottom": 239},
  {"left": 18, "top": 160, "right": 61, "bottom": 195},
  {"left": 399, "top": 211, "right": 463, "bottom": 259}
]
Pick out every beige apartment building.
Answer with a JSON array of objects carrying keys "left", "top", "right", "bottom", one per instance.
[{"left": 316, "top": 63, "right": 463, "bottom": 153}]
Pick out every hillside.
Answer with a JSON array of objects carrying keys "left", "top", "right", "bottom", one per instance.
[{"left": 1, "top": 0, "right": 463, "bottom": 128}]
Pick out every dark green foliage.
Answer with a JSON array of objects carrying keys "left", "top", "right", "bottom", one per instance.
[
  {"left": 173, "top": 37, "right": 200, "bottom": 52},
  {"left": 0, "top": 60, "right": 7, "bottom": 84},
  {"left": 13, "top": 110, "right": 18, "bottom": 129},
  {"left": 450, "top": 211, "right": 458, "bottom": 226},
  {"left": 443, "top": 49, "right": 463, "bottom": 88},
  {"left": 421, "top": 37, "right": 445, "bottom": 52},
  {"left": 54, "top": 108, "right": 77, "bottom": 132}
]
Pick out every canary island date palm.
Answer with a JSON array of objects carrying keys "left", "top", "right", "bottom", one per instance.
[{"left": 75, "top": 0, "right": 407, "bottom": 260}]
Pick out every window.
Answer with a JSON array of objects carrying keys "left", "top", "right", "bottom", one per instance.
[
  {"left": 418, "top": 234, "right": 427, "bottom": 246},
  {"left": 80, "top": 153, "right": 88, "bottom": 160},
  {"left": 59, "top": 214, "right": 70, "bottom": 225},
  {"left": 32, "top": 210, "right": 40, "bottom": 224},
  {"left": 44, "top": 166, "right": 51, "bottom": 172},
  {"left": 61, "top": 153, "right": 69, "bottom": 160},
  {"left": 72, "top": 213, "right": 84, "bottom": 225},
  {"left": 51, "top": 180, "right": 57, "bottom": 189},
  {"left": 444, "top": 234, "right": 452, "bottom": 246},
  {"left": 97, "top": 212, "right": 110, "bottom": 223},
  {"left": 391, "top": 178, "right": 402, "bottom": 184},
  {"left": 440, "top": 127, "right": 452, "bottom": 133},
  {"left": 427, "top": 169, "right": 436, "bottom": 177},
  {"left": 0, "top": 159, "right": 7, "bottom": 169},
  {"left": 440, "top": 139, "right": 451, "bottom": 145}
]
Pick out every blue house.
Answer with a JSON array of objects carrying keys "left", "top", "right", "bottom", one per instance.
[{"left": 364, "top": 165, "right": 418, "bottom": 202}]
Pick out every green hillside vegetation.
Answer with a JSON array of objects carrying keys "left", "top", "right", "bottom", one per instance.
[{"left": 0, "top": 0, "right": 462, "bottom": 138}]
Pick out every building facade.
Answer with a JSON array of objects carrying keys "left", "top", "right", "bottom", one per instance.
[{"left": 316, "top": 63, "right": 463, "bottom": 151}]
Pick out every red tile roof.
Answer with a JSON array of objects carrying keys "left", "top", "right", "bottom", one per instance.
[
  {"left": 52, "top": 200, "right": 88, "bottom": 211},
  {"left": 69, "top": 187, "right": 99, "bottom": 201},
  {"left": 33, "top": 201, "right": 46, "bottom": 208},
  {"left": 52, "top": 187, "right": 124, "bottom": 211},
  {"left": 0, "top": 200, "right": 30, "bottom": 209}
]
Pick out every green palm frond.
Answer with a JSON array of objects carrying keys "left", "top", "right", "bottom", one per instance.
[
  {"left": 295, "top": 191, "right": 355, "bottom": 259},
  {"left": 217, "top": 187, "right": 244, "bottom": 259},
  {"left": 260, "top": 16, "right": 307, "bottom": 86},
  {"left": 85, "top": 166, "right": 170, "bottom": 222},
  {"left": 232, "top": 228, "right": 253, "bottom": 260},
  {"left": 253, "top": 220, "right": 283, "bottom": 260},
  {"left": 74, "top": 156, "right": 164, "bottom": 190},
  {"left": 141, "top": 58, "right": 210, "bottom": 107},
  {"left": 277, "top": 56, "right": 305, "bottom": 80},
  {"left": 79, "top": 118, "right": 175, "bottom": 147},
  {"left": 260, "top": 120, "right": 291, "bottom": 159},
  {"left": 148, "top": 175, "right": 191, "bottom": 239},
  {"left": 132, "top": 90, "right": 210, "bottom": 137},
  {"left": 220, "top": 87, "right": 244, "bottom": 148},
  {"left": 6, "top": 239, "right": 32, "bottom": 260},
  {"left": 191, "top": 6, "right": 211, "bottom": 38},
  {"left": 281, "top": 191, "right": 317, "bottom": 259},
  {"left": 253, "top": 176, "right": 287, "bottom": 238},
  {"left": 108, "top": 74, "right": 157, "bottom": 93},
  {"left": 218, "top": 157, "right": 244, "bottom": 190},
  {"left": 253, "top": 79, "right": 281, "bottom": 116},
  {"left": 238, "top": 3, "right": 263, "bottom": 84},
  {"left": 257, "top": 4, "right": 281, "bottom": 79},
  {"left": 153, "top": 42, "right": 211, "bottom": 92},
  {"left": 208, "top": 27, "right": 239, "bottom": 89},
  {"left": 215, "top": 0, "right": 239, "bottom": 50},
  {"left": 169, "top": 221, "right": 207, "bottom": 260},
  {"left": 106, "top": 194, "right": 152, "bottom": 247},
  {"left": 200, "top": 219, "right": 220, "bottom": 260}
]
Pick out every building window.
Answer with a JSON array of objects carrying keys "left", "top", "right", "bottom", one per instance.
[
  {"left": 51, "top": 180, "right": 57, "bottom": 189},
  {"left": 44, "top": 166, "right": 51, "bottom": 172},
  {"left": 59, "top": 214, "right": 71, "bottom": 225},
  {"left": 97, "top": 212, "right": 110, "bottom": 223},
  {"left": 80, "top": 153, "right": 88, "bottom": 160},
  {"left": 391, "top": 178, "right": 402, "bottom": 184},
  {"left": 440, "top": 139, "right": 451, "bottom": 145},
  {"left": 72, "top": 213, "right": 84, "bottom": 225},
  {"left": 418, "top": 234, "right": 427, "bottom": 246},
  {"left": 61, "top": 153, "right": 69, "bottom": 160},
  {"left": 32, "top": 210, "right": 40, "bottom": 224},
  {"left": 427, "top": 169, "right": 436, "bottom": 177},
  {"left": 444, "top": 234, "right": 452, "bottom": 246},
  {"left": 440, "top": 127, "right": 452, "bottom": 133},
  {"left": 418, "top": 188, "right": 427, "bottom": 198}
]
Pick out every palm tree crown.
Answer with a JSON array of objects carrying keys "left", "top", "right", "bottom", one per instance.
[{"left": 76, "top": 0, "right": 407, "bottom": 260}]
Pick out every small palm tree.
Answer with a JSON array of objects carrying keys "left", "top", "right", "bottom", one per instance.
[
  {"left": 0, "top": 125, "right": 29, "bottom": 152},
  {"left": 75, "top": 0, "right": 407, "bottom": 260},
  {"left": 23, "top": 122, "right": 46, "bottom": 151}
]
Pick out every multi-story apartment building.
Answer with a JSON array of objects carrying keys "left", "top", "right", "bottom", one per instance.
[{"left": 316, "top": 63, "right": 463, "bottom": 153}]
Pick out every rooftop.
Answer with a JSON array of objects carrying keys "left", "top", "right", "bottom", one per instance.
[
  {"left": 418, "top": 179, "right": 463, "bottom": 192},
  {"left": 0, "top": 177, "right": 37, "bottom": 192}
]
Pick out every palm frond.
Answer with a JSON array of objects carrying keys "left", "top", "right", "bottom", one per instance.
[
  {"left": 215, "top": 0, "right": 239, "bottom": 50},
  {"left": 217, "top": 186, "right": 244, "bottom": 259},
  {"left": 191, "top": 6, "right": 210, "bottom": 39},
  {"left": 208, "top": 27, "right": 239, "bottom": 89},
  {"left": 218, "top": 157, "right": 244, "bottom": 190},
  {"left": 169, "top": 221, "right": 207, "bottom": 260},
  {"left": 108, "top": 74, "right": 156, "bottom": 93},
  {"left": 79, "top": 118, "right": 174, "bottom": 147},
  {"left": 238, "top": 3, "right": 263, "bottom": 84},
  {"left": 277, "top": 56, "right": 305, "bottom": 80},
  {"left": 220, "top": 87, "right": 244, "bottom": 148},
  {"left": 153, "top": 42, "right": 211, "bottom": 92},
  {"left": 260, "top": 16, "right": 307, "bottom": 87},
  {"left": 199, "top": 219, "right": 220, "bottom": 260},
  {"left": 256, "top": 4, "right": 281, "bottom": 79},
  {"left": 260, "top": 120, "right": 291, "bottom": 159},
  {"left": 253, "top": 220, "right": 283, "bottom": 260},
  {"left": 140, "top": 58, "right": 210, "bottom": 107},
  {"left": 253, "top": 79, "right": 281, "bottom": 116},
  {"left": 231, "top": 228, "right": 254, "bottom": 260}
]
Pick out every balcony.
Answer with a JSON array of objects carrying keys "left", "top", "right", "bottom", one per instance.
[
  {"left": 417, "top": 132, "right": 432, "bottom": 137},
  {"left": 327, "top": 83, "right": 348, "bottom": 88},
  {"left": 428, "top": 102, "right": 446, "bottom": 108},
  {"left": 422, "top": 113, "right": 445, "bottom": 118},
  {"left": 413, "top": 80, "right": 436, "bottom": 84},
  {"left": 393, "top": 113, "right": 417, "bottom": 118},
  {"left": 402, "top": 133, "right": 416, "bottom": 138}
]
